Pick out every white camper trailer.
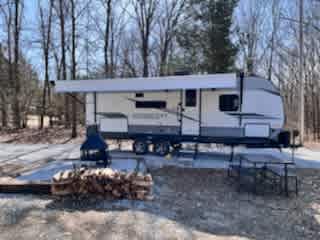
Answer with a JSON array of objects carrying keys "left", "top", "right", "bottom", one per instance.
[{"left": 55, "top": 73, "right": 288, "bottom": 155}]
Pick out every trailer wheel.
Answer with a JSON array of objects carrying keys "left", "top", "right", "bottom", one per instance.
[
  {"left": 154, "top": 141, "right": 170, "bottom": 156},
  {"left": 172, "top": 143, "right": 182, "bottom": 151},
  {"left": 133, "top": 140, "right": 148, "bottom": 155}
]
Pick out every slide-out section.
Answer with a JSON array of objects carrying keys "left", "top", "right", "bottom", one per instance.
[
  {"left": 201, "top": 90, "right": 241, "bottom": 138},
  {"left": 96, "top": 91, "right": 181, "bottom": 135}
]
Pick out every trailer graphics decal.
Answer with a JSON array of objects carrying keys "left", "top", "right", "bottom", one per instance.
[
  {"left": 126, "top": 97, "right": 202, "bottom": 123},
  {"left": 132, "top": 113, "right": 168, "bottom": 120}
]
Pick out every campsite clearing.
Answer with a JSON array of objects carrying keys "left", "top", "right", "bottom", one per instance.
[
  {"left": 0, "top": 143, "right": 320, "bottom": 239},
  {"left": 0, "top": 167, "right": 319, "bottom": 240}
]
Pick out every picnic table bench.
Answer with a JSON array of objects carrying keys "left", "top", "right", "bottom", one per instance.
[
  {"left": 265, "top": 165, "right": 298, "bottom": 195},
  {"left": 229, "top": 153, "right": 298, "bottom": 196}
]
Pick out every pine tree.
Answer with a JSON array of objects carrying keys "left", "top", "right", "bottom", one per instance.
[{"left": 179, "top": 0, "right": 238, "bottom": 73}]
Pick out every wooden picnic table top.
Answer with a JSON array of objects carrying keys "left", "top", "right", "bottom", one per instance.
[{"left": 238, "top": 153, "right": 294, "bottom": 165}]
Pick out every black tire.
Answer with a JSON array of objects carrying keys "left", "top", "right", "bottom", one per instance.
[
  {"left": 154, "top": 141, "right": 170, "bottom": 156},
  {"left": 172, "top": 143, "right": 182, "bottom": 150},
  {"left": 133, "top": 139, "right": 148, "bottom": 155}
]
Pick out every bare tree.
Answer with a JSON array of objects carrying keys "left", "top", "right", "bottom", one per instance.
[
  {"left": 236, "top": 0, "right": 267, "bottom": 75},
  {"left": 120, "top": 32, "right": 139, "bottom": 77},
  {"left": 157, "top": 0, "right": 185, "bottom": 76},
  {"left": 92, "top": 0, "right": 115, "bottom": 77},
  {"left": 0, "top": 0, "right": 23, "bottom": 128},
  {"left": 12, "top": 0, "right": 23, "bottom": 128},
  {"left": 88, "top": 0, "right": 128, "bottom": 78},
  {"left": 101, "top": 0, "right": 112, "bottom": 77},
  {"left": 69, "top": 0, "right": 96, "bottom": 136},
  {"left": 0, "top": 1, "right": 13, "bottom": 128},
  {"left": 54, "top": 0, "right": 70, "bottom": 128},
  {"left": 38, "top": 0, "right": 53, "bottom": 129},
  {"left": 267, "top": 0, "right": 280, "bottom": 80},
  {"left": 267, "top": 0, "right": 320, "bottom": 140},
  {"left": 70, "top": 0, "right": 77, "bottom": 138},
  {"left": 0, "top": 0, "right": 39, "bottom": 129},
  {"left": 19, "top": 59, "right": 39, "bottom": 128},
  {"left": 132, "top": 0, "right": 159, "bottom": 77},
  {"left": 0, "top": 45, "right": 8, "bottom": 128}
]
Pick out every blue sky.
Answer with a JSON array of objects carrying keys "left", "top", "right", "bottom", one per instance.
[{"left": 21, "top": 1, "right": 41, "bottom": 74}]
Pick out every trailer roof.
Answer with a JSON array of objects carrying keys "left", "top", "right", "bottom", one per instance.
[{"left": 54, "top": 73, "right": 237, "bottom": 93}]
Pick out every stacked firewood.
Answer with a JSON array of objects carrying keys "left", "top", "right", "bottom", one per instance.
[{"left": 51, "top": 168, "right": 153, "bottom": 200}]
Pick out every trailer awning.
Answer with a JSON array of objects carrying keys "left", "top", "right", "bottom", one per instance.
[{"left": 54, "top": 73, "right": 237, "bottom": 93}]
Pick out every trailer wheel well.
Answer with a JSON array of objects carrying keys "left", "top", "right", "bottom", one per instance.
[
  {"left": 133, "top": 139, "right": 148, "bottom": 155},
  {"left": 153, "top": 141, "right": 170, "bottom": 156}
]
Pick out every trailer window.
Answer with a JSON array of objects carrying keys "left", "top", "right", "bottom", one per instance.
[
  {"left": 185, "top": 90, "right": 197, "bottom": 107},
  {"left": 135, "top": 92, "right": 144, "bottom": 98},
  {"left": 219, "top": 95, "right": 239, "bottom": 111},
  {"left": 135, "top": 101, "right": 166, "bottom": 109}
]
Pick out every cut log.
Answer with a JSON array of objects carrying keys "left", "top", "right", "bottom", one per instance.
[
  {"left": 144, "top": 174, "right": 153, "bottom": 182},
  {"left": 91, "top": 179, "right": 105, "bottom": 194},
  {"left": 112, "top": 189, "right": 121, "bottom": 198},
  {"left": 51, "top": 185, "right": 73, "bottom": 196},
  {"left": 61, "top": 170, "right": 73, "bottom": 181},
  {"left": 132, "top": 180, "right": 153, "bottom": 188},
  {"left": 0, "top": 177, "right": 51, "bottom": 195},
  {"left": 52, "top": 172, "right": 63, "bottom": 183},
  {"left": 51, "top": 168, "right": 153, "bottom": 201}
]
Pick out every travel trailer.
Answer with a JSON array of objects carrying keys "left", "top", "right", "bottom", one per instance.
[{"left": 54, "top": 73, "right": 289, "bottom": 155}]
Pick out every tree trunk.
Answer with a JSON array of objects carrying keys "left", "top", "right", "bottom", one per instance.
[
  {"left": 58, "top": 0, "right": 69, "bottom": 128},
  {"left": 7, "top": 2, "right": 13, "bottom": 127},
  {"left": 317, "top": 93, "right": 320, "bottom": 140},
  {"left": 110, "top": 22, "right": 115, "bottom": 77},
  {"left": 159, "top": 39, "right": 169, "bottom": 76},
  {"left": 133, "top": 0, "right": 158, "bottom": 78},
  {"left": 40, "top": 0, "right": 53, "bottom": 129},
  {"left": 142, "top": 40, "right": 149, "bottom": 77},
  {"left": 40, "top": 80, "right": 47, "bottom": 129},
  {"left": 0, "top": 92, "right": 7, "bottom": 128},
  {"left": 104, "top": 0, "right": 112, "bottom": 78},
  {"left": 71, "top": 0, "right": 77, "bottom": 138},
  {"left": 12, "top": 0, "right": 21, "bottom": 129}
]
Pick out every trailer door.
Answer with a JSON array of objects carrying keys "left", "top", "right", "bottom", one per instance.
[{"left": 181, "top": 89, "right": 200, "bottom": 135}]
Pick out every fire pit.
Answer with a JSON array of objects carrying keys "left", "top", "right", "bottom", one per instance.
[{"left": 80, "top": 127, "right": 111, "bottom": 167}]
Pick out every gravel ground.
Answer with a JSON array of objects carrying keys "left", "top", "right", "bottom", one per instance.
[{"left": 0, "top": 167, "right": 319, "bottom": 240}]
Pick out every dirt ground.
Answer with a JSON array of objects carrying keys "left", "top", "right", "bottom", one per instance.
[
  {"left": 1, "top": 128, "right": 320, "bottom": 239},
  {"left": 0, "top": 126, "right": 85, "bottom": 144},
  {"left": 305, "top": 142, "right": 320, "bottom": 151},
  {"left": 0, "top": 167, "right": 319, "bottom": 240}
]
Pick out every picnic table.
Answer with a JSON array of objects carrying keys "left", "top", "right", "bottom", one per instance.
[{"left": 235, "top": 153, "right": 297, "bottom": 196}]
